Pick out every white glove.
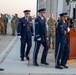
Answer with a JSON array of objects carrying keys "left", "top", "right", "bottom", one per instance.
[
  {"left": 37, "top": 38, "right": 41, "bottom": 41},
  {"left": 18, "top": 36, "right": 21, "bottom": 39},
  {"left": 64, "top": 31, "right": 66, "bottom": 35},
  {"left": 47, "top": 37, "right": 49, "bottom": 40},
  {"left": 67, "top": 27, "right": 70, "bottom": 32}
]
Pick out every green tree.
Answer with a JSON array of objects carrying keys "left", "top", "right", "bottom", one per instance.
[{"left": 66, "top": 0, "right": 76, "bottom": 5}]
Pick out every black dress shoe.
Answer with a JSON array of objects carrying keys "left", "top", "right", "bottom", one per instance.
[
  {"left": 55, "top": 66, "right": 63, "bottom": 69},
  {"left": 21, "top": 58, "right": 24, "bottom": 61},
  {"left": 61, "top": 65, "right": 68, "bottom": 68},
  {"left": 26, "top": 56, "right": 30, "bottom": 60},
  {"left": 0, "top": 68, "right": 4, "bottom": 71},
  {"left": 41, "top": 62, "right": 49, "bottom": 65},
  {"left": 33, "top": 62, "right": 39, "bottom": 66}
]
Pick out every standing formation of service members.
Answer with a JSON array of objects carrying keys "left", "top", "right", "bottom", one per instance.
[
  {"left": 47, "top": 14, "right": 57, "bottom": 49},
  {"left": 11, "top": 14, "right": 19, "bottom": 36},
  {"left": 55, "top": 13, "right": 70, "bottom": 69},
  {"left": 17, "top": 10, "right": 33, "bottom": 61},
  {"left": 0, "top": 14, "right": 8, "bottom": 35},
  {"left": 33, "top": 8, "right": 49, "bottom": 66}
]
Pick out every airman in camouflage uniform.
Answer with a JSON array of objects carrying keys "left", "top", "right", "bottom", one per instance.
[
  {"left": 4, "top": 14, "right": 8, "bottom": 35},
  {"left": 0, "top": 14, "right": 5, "bottom": 35},
  {"left": 0, "top": 17, "right": 2, "bottom": 35},
  {"left": 14, "top": 14, "right": 19, "bottom": 30},
  {"left": 11, "top": 14, "right": 19, "bottom": 36},
  {"left": 47, "top": 14, "right": 57, "bottom": 49}
]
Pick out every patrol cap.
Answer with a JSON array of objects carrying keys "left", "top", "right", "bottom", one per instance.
[
  {"left": 23, "top": 10, "right": 31, "bottom": 14},
  {"left": 59, "top": 13, "right": 68, "bottom": 17},
  {"left": 38, "top": 8, "right": 46, "bottom": 13}
]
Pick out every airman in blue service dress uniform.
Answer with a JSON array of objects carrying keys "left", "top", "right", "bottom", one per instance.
[
  {"left": 55, "top": 13, "right": 70, "bottom": 69},
  {"left": 33, "top": 8, "right": 49, "bottom": 66},
  {"left": 17, "top": 10, "right": 33, "bottom": 61}
]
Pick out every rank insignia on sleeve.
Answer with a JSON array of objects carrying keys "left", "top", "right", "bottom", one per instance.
[
  {"left": 60, "top": 25, "right": 63, "bottom": 27},
  {"left": 35, "top": 22, "right": 38, "bottom": 24}
]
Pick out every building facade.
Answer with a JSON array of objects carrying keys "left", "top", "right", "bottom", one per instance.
[{"left": 37, "top": 0, "right": 76, "bottom": 19}]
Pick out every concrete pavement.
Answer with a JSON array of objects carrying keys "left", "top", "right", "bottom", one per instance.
[
  {"left": 0, "top": 38, "right": 76, "bottom": 75},
  {"left": 0, "top": 19, "right": 76, "bottom": 75},
  {"left": 0, "top": 20, "right": 15, "bottom": 54},
  {"left": 0, "top": 19, "right": 18, "bottom": 63}
]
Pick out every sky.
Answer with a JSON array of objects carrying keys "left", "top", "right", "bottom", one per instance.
[{"left": 0, "top": 0, "right": 37, "bottom": 17}]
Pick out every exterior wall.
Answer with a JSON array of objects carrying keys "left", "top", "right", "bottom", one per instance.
[
  {"left": 37, "top": 0, "right": 69, "bottom": 19},
  {"left": 69, "top": 1, "right": 76, "bottom": 18},
  {"left": 46, "top": 0, "right": 50, "bottom": 19},
  {"left": 37, "top": 0, "right": 76, "bottom": 19},
  {"left": 50, "top": 0, "right": 58, "bottom": 19},
  {"left": 57, "top": 0, "right": 64, "bottom": 18}
]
